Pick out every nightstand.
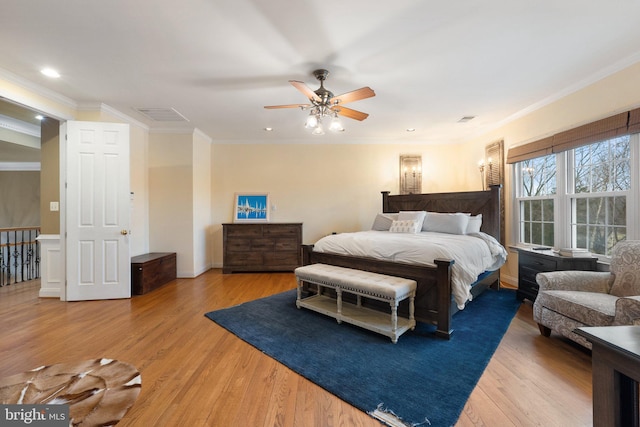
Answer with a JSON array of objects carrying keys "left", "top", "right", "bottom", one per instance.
[{"left": 516, "top": 247, "right": 598, "bottom": 302}]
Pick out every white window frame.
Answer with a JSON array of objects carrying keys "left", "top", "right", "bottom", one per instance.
[{"left": 512, "top": 133, "right": 640, "bottom": 260}]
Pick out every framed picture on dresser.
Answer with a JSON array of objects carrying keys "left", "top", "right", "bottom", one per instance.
[{"left": 233, "top": 193, "right": 270, "bottom": 222}]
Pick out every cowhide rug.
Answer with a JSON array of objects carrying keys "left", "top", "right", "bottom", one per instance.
[{"left": 0, "top": 358, "right": 141, "bottom": 426}]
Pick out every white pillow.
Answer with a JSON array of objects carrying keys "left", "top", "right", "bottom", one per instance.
[
  {"left": 371, "top": 213, "right": 399, "bottom": 231},
  {"left": 422, "top": 212, "right": 470, "bottom": 235},
  {"left": 398, "top": 211, "right": 426, "bottom": 228},
  {"left": 389, "top": 219, "right": 422, "bottom": 234},
  {"left": 466, "top": 214, "right": 482, "bottom": 234}
]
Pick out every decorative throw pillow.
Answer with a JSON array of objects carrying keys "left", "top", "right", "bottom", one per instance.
[
  {"left": 398, "top": 211, "right": 427, "bottom": 228},
  {"left": 466, "top": 214, "right": 483, "bottom": 234},
  {"left": 422, "top": 212, "right": 470, "bottom": 234},
  {"left": 371, "top": 213, "right": 399, "bottom": 231},
  {"left": 389, "top": 219, "right": 422, "bottom": 234}
]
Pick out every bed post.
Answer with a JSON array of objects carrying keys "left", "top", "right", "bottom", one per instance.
[
  {"left": 302, "top": 245, "right": 314, "bottom": 266},
  {"left": 487, "top": 184, "right": 502, "bottom": 244},
  {"left": 435, "top": 258, "right": 454, "bottom": 339},
  {"left": 381, "top": 191, "right": 390, "bottom": 213}
]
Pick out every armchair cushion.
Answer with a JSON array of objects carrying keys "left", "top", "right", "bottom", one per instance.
[
  {"left": 536, "top": 270, "right": 612, "bottom": 293},
  {"left": 609, "top": 241, "right": 640, "bottom": 297},
  {"left": 536, "top": 290, "right": 617, "bottom": 326}
]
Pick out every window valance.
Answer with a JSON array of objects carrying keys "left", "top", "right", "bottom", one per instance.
[{"left": 507, "top": 107, "right": 640, "bottom": 164}]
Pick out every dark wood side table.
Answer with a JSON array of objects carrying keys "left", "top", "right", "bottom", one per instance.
[
  {"left": 515, "top": 247, "right": 597, "bottom": 302},
  {"left": 576, "top": 326, "right": 640, "bottom": 427}
]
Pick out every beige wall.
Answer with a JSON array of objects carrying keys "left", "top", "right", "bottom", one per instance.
[
  {"left": 149, "top": 130, "right": 213, "bottom": 278},
  {"left": 211, "top": 142, "right": 466, "bottom": 267},
  {"left": 463, "top": 61, "right": 640, "bottom": 285},
  {"left": 39, "top": 118, "right": 60, "bottom": 233},
  {"left": 149, "top": 132, "right": 194, "bottom": 276},
  {"left": 0, "top": 171, "right": 40, "bottom": 228},
  {"left": 193, "top": 131, "right": 212, "bottom": 275}
]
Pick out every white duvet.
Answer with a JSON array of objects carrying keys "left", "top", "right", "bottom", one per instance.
[{"left": 312, "top": 231, "right": 508, "bottom": 309}]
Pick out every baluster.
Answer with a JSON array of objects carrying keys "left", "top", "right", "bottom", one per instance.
[{"left": 0, "top": 227, "right": 41, "bottom": 289}]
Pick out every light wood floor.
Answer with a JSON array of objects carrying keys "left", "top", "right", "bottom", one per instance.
[{"left": 0, "top": 271, "right": 593, "bottom": 426}]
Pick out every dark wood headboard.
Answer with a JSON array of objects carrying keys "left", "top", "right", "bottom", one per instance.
[{"left": 381, "top": 185, "right": 502, "bottom": 242}]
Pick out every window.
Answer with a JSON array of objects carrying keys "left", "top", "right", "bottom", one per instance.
[
  {"left": 515, "top": 134, "right": 638, "bottom": 258},
  {"left": 570, "top": 136, "right": 630, "bottom": 256},
  {"left": 516, "top": 155, "right": 556, "bottom": 246}
]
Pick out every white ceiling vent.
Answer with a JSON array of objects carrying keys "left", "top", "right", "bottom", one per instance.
[
  {"left": 135, "top": 107, "right": 189, "bottom": 122},
  {"left": 457, "top": 116, "right": 476, "bottom": 123}
]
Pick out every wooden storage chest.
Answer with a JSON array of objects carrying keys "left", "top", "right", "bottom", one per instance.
[{"left": 131, "top": 252, "right": 177, "bottom": 295}]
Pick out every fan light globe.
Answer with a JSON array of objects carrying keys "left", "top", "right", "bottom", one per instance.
[
  {"left": 305, "top": 113, "right": 318, "bottom": 129},
  {"left": 312, "top": 123, "right": 325, "bottom": 135},
  {"left": 329, "top": 115, "right": 343, "bottom": 132}
]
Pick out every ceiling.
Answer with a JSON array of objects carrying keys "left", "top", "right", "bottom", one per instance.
[{"left": 2, "top": 0, "right": 640, "bottom": 145}]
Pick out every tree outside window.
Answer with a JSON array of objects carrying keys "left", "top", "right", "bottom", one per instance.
[
  {"left": 571, "top": 136, "right": 629, "bottom": 255},
  {"left": 518, "top": 155, "right": 556, "bottom": 246}
]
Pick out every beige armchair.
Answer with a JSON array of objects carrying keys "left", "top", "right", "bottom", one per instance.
[{"left": 533, "top": 240, "right": 640, "bottom": 348}]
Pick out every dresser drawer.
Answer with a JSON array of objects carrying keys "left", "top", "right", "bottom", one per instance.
[
  {"left": 251, "top": 238, "right": 276, "bottom": 251},
  {"left": 520, "top": 265, "right": 547, "bottom": 284},
  {"left": 225, "top": 252, "right": 263, "bottom": 266},
  {"left": 264, "top": 251, "right": 300, "bottom": 266},
  {"left": 275, "top": 237, "right": 299, "bottom": 251},
  {"left": 263, "top": 224, "right": 300, "bottom": 236},
  {"left": 521, "top": 254, "right": 557, "bottom": 271},
  {"left": 226, "top": 224, "right": 263, "bottom": 237}
]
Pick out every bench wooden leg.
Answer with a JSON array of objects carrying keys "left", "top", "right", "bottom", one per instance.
[
  {"left": 409, "top": 294, "right": 415, "bottom": 330},
  {"left": 336, "top": 288, "right": 343, "bottom": 324},
  {"left": 390, "top": 300, "right": 398, "bottom": 343},
  {"left": 296, "top": 280, "right": 302, "bottom": 308}
]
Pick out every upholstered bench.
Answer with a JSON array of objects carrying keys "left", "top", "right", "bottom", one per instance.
[{"left": 294, "top": 263, "right": 417, "bottom": 343}]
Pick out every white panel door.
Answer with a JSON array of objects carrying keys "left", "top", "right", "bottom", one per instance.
[{"left": 65, "top": 121, "right": 131, "bottom": 301}]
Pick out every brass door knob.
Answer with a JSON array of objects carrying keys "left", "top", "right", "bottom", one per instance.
[{"left": 121, "top": 230, "right": 129, "bottom": 235}]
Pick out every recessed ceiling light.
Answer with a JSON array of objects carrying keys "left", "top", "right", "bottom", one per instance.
[
  {"left": 406, "top": 128, "right": 416, "bottom": 132},
  {"left": 264, "top": 127, "right": 273, "bottom": 131},
  {"left": 41, "top": 68, "right": 60, "bottom": 78}
]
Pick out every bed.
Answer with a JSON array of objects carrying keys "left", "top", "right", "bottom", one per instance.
[{"left": 301, "top": 185, "right": 505, "bottom": 339}]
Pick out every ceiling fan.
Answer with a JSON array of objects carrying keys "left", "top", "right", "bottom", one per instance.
[{"left": 264, "top": 69, "right": 375, "bottom": 134}]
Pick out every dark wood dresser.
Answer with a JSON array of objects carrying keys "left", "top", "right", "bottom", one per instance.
[
  {"left": 131, "top": 252, "right": 177, "bottom": 294},
  {"left": 516, "top": 247, "right": 597, "bottom": 302},
  {"left": 222, "top": 223, "right": 302, "bottom": 273}
]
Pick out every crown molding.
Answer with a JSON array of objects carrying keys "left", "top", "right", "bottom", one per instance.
[{"left": 0, "top": 67, "right": 76, "bottom": 120}]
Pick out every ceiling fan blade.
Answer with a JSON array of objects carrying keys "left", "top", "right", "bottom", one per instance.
[
  {"left": 330, "top": 87, "right": 375, "bottom": 105},
  {"left": 264, "top": 104, "right": 309, "bottom": 109},
  {"left": 289, "top": 80, "right": 321, "bottom": 102},
  {"left": 333, "top": 106, "right": 369, "bottom": 121}
]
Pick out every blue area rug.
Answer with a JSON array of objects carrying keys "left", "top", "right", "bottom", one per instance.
[{"left": 205, "top": 288, "right": 520, "bottom": 427}]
